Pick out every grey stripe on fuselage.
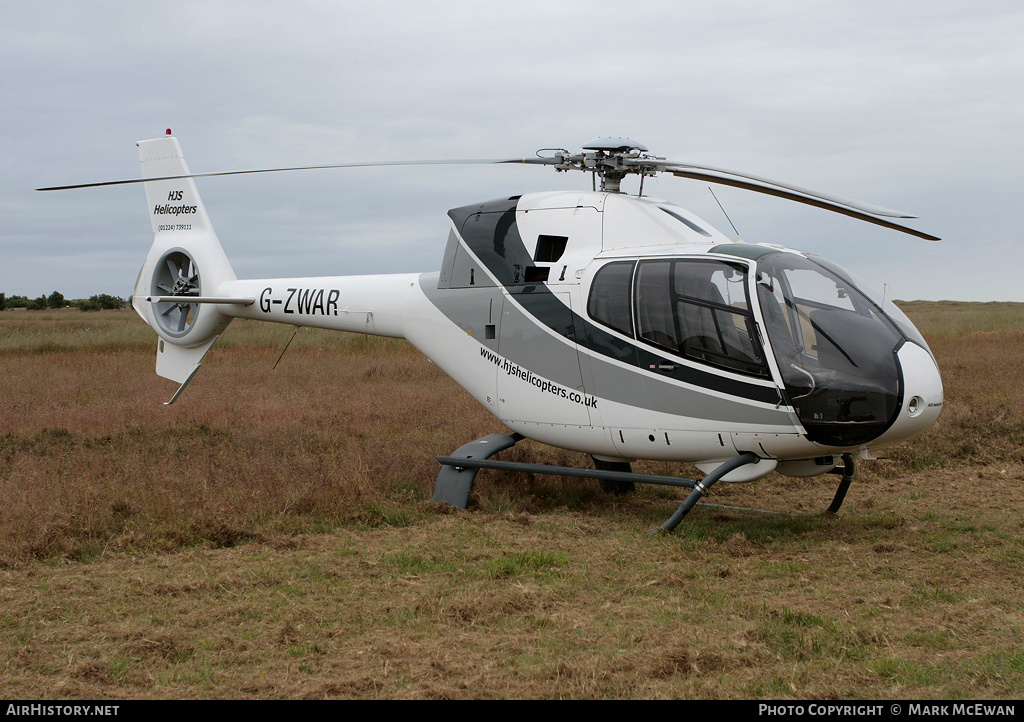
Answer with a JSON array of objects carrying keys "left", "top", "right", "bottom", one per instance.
[
  {"left": 448, "top": 197, "right": 779, "bottom": 403},
  {"left": 422, "top": 196, "right": 791, "bottom": 426},
  {"left": 419, "top": 275, "right": 787, "bottom": 426}
]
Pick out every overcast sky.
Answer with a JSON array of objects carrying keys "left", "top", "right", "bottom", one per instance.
[{"left": 4, "top": 0, "right": 1023, "bottom": 301}]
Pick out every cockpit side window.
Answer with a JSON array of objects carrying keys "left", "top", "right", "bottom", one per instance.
[
  {"left": 753, "top": 252, "right": 905, "bottom": 446},
  {"left": 587, "top": 261, "right": 636, "bottom": 338},
  {"left": 755, "top": 255, "right": 901, "bottom": 376},
  {"left": 634, "top": 259, "right": 768, "bottom": 377}
]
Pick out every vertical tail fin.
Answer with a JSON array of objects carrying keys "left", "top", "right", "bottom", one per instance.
[
  {"left": 137, "top": 134, "right": 219, "bottom": 237},
  {"left": 132, "top": 134, "right": 237, "bottom": 400}
]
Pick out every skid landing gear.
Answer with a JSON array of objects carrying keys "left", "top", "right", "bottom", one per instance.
[
  {"left": 593, "top": 458, "right": 635, "bottom": 496},
  {"left": 432, "top": 433, "right": 523, "bottom": 508},
  {"left": 652, "top": 452, "right": 760, "bottom": 533},
  {"left": 433, "top": 433, "right": 703, "bottom": 509},
  {"left": 826, "top": 453, "right": 855, "bottom": 515},
  {"left": 660, "top": 452, "right": 857, "bottom": 529},
  {"left": 435, "top": 435, "right": 765, "bottom": 530},
  {"left": 433, "top": 437, "right": 857, "bottom": 531}
]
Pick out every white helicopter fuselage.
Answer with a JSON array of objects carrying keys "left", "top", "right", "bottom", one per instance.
[{"left": 132, "top": 136, "right": 942, "bottom": 484}]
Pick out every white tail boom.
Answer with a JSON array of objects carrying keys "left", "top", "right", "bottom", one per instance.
[{"left": 131, "top": 134, "right": 417, "bottom": 403}]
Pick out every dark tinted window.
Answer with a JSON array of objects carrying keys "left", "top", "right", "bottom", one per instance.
[
  {"left": 635, "top": 259, "right": 767, "bottom": 377},
  {"left": 587, "top": 261, "right": 635, "bottom": 337},
  {"left": 535, "top": 235, "right": 568, "bottom": 263}
]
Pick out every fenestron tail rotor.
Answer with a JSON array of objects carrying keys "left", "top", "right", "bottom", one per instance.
[{"left": 152, "top": 250, "right": 201, "bottom": 338}]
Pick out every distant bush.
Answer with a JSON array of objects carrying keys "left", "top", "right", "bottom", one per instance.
[
  {"left": 76, "top": 294, "right": 126, "bottom": 311},
  {"left": 0, "top": 292, "right": 127, "bottom": 311}
]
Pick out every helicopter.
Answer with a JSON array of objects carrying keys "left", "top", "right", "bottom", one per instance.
[{"left": 39, "top": 132, "right": 943, "bottom": 531}]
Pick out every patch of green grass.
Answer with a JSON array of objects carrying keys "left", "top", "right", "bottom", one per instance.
[
  {"left": 108, "top": 657, "right": 132, "bottom": 682},
  {"left": 286, "top": 643, "right": 323, "bottom": 658},
  {"left": 382, "top": 551, "right": 458, "bottom": 575},
  {"left": 905, "top": 629, "right": 956, "bottom": 651},
  {"left": 74, "top": 541, "right": 107, "bottom": 564},
  {"left": 681, "top": 510, "right": 834, "bottom": 547},
  {"left": 856, "top": 512, "right": 907, "bottom": 532},
  {"left": 483, "top": 550, "right": 569, "bottom": 579},
  {"left": 475, "top": 487, "right": 530, "bottom": 514},
  {"left": 909, "top": 584, "right": 967, "bottom": 606},
  {"left": 155, "top": 663, "right": 220, "bottom": 689},
  {"left": 975, "top": 650, "right": 1024, "bottom": 683},
  {"left": 761, "top": 560, "right": 811, "bottom": 577},
  {"left": 757, "top": 605, "right": 879, "bottom": 664},
  {"left": 754, "top": 677, "right": 798, "bottom": 697},
  {"left": 869, "top": 656, "right": 940, "bottom": 687},
  {"left": 360, "top": 502, "right": 420, "bottom": 528}
]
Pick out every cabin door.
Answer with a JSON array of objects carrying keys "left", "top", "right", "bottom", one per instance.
[{"left": 496, "top": 291, "right": 592, "bottom": 427}]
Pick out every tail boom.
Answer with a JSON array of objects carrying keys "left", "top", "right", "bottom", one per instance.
[
  {"left": 131, "top": 134, "right": 429, "bottom": 402},
  {"left": 217, "top": 274, "right": 419, "bottom": 338}
]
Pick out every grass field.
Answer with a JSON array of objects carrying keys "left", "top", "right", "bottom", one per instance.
[{"left": 0, "top": 303, "right": 1022, "bottom": 699}]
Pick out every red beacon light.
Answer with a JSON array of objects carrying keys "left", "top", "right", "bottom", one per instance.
[{"left": 165, "top": 128, "right": 172, "bottom": 136}]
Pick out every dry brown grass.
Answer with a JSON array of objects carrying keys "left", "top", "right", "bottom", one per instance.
[{"left": 0, "top": 304, "right": 1022, "bottom": 699}]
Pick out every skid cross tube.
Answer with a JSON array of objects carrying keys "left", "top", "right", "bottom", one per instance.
[
  {"left": 654, "top": 452, "right": 761, "bottom": 533},
  {"left": 435, "top": 456, "right": 700, "bottom": 490},
  {"left": 825, "top": 453, "right": 855, "bottom": 514},
  {"left": 434, "top": 437, "right": 788, "bottom": 531}
]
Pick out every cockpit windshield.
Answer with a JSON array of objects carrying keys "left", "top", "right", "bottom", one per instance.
[
  {"left": 807, "top": 254, "right": 933, "bottom": 357},
  {"left": 755, "top": 252, "right": 905, "bottom": 446}
]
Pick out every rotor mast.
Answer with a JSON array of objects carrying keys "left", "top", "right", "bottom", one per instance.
[{"left": 549, "top": 137, "right": 659, "bottom": 194}]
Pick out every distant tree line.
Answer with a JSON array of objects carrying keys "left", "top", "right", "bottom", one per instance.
[{"left": 0, "top": 292, "right": 128, "bottom": 311}]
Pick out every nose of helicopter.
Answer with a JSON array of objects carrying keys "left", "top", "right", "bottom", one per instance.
[{"left": 871, "top": 342, "right": 943, "bottom": 447}]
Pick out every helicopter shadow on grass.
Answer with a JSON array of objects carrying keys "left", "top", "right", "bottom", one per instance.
[{"left": 465, "top": 462, "right": 895, "bottom": 547}]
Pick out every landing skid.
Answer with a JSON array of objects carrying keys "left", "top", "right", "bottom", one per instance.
[
  {"left": 433, "top": 435, "right": 856, "bottom": 532},
  {"left": 826, "top": 454, "right": 855, "bottom": 514},
  {"left": 658, "top": 453, "right": 855, "bottom": 530},
  {"left": 432, "top": 433, "right": 524, "bottom": 508}
]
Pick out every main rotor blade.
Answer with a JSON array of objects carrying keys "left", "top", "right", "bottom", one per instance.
[
  {"left": 636, "top": 159, "right": 915, "bottom": 219},
  {"left": 668, "top": 169, "right": 939, "bottom": 241},
  {"left": 36, "top": 157, "right": 558, "bottom": 192}
]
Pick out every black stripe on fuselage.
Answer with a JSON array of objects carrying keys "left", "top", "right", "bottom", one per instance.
[{"left": 448, "top": 197, "right": 780, "bottom": 406}]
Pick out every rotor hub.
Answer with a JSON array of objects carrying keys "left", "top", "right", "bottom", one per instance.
[{"left": 547, "top": 137, "right": 661, "bottom": 193}]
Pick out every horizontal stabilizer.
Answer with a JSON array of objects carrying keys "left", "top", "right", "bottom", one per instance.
[{"left": 145, "top": 295, "right": 254, "bottom": 305}]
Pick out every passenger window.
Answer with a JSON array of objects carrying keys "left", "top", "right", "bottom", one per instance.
[
  {"left": 635, "top": 259, "right": 767, "bottom": 377},
  {"left": 587, "top": 261, "right": 636, "bottom": 337}
]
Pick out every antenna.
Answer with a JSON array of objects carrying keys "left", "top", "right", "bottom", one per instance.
[
  {"left": 273, "top": 326, "right": 301, "bottom": 370},
  {"left": 709, "top": 187, "right": 743, "bottom": 243}
]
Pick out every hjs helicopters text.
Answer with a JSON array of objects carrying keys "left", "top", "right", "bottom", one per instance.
[{"left": 40, "top": 132, "right": 943, "bottom": 532}]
